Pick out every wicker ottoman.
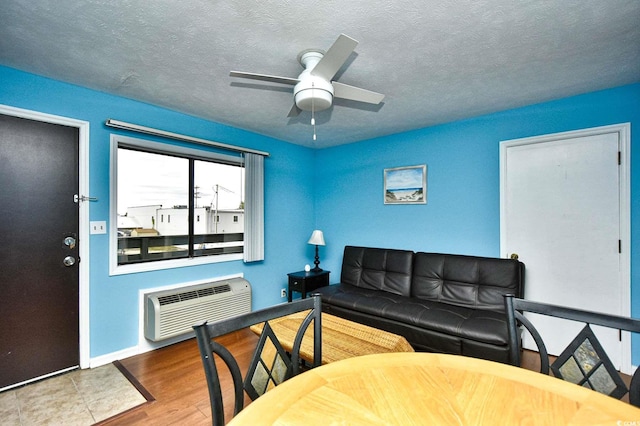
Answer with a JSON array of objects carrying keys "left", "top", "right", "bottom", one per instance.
[{"left": 250, "top": 311, "right": 414, "bottom": 364}]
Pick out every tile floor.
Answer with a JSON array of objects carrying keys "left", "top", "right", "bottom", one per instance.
[{"left": 0, "top": 364, "right": 147, "bottom": 425}]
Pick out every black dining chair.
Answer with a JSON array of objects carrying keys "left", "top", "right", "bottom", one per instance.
[
  {"left": 504, "top": 294, "right": 640, "bottom": 407},
  {"left": 193, "top": 295, "right": 322, "bottom": 426}
]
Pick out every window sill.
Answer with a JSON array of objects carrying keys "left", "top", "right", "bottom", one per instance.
[{"left": 109, "top": 253, "right": 243, "bottom": 276}]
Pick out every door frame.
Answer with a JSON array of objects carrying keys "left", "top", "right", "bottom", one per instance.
[
  {"left": 499, "top": 123, "right": 631, "bottom": 373},
  {"left": 0, "top": 104, "right": 90, "bottom": 370}
]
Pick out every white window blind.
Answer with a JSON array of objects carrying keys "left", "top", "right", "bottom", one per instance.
[{"left": 244, "top": 153, "right": 264, "bottom": 262}]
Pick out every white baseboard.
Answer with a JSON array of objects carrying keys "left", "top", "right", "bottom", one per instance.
[
  {"left": 89, "top": 346, "right": 140, "bottom": 368},
  {"left": 89, "top": 332, "right": 196, "bottom": 368}
]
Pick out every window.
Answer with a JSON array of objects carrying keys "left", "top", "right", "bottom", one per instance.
[{"left": 110, "top": 135, "right": 260, "bottom": 274}]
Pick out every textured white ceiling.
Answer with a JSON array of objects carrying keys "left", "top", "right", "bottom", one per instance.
[{"left": 1, "top": 1, "right": 639, "bottom": 148}]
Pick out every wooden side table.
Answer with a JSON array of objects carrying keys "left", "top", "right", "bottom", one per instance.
[{"left": 287, "top": 270, "right": 330, "bottom": 302}]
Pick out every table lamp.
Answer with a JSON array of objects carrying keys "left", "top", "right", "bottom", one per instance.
[{"left": 307, "top": 230, "right": 325, "bottom": 272}]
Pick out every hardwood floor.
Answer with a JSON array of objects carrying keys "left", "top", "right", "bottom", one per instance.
[
  {"left": 100, "top": 329, "right": 258, "bottom": 425},
  {"left": 100, "top": 329, "right": 632, "bottom": 425}
]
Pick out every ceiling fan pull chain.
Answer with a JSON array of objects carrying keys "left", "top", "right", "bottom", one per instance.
[{"left": 312, "top": 82, "right": 317, "bottom": 140}]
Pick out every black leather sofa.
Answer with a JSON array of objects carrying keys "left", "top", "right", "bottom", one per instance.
[{"left": 315, "top": 246, "right": 525, "bottom": 363}]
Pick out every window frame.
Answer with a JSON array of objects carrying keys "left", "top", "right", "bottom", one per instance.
[{"left": 109, "top": 134, "right": 245, "bottom": 276}]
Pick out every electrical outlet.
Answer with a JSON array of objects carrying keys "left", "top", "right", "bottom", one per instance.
[
  {"left": 281, "top": 288, "right": 287, "bottom": 298},
  {"left": 90, "top": 221, "right": 107, "bottom": 235}
]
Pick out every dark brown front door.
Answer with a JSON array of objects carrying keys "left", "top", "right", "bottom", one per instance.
[{"left": 0, "top": 113, "right": 80, "bottom": 389}]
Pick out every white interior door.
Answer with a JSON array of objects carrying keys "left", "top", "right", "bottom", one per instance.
[{"left": 500, "top": 124, "right": 631, "bottom": 373}]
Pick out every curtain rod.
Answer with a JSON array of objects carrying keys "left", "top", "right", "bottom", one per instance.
[{"left": 105, "top": 119, "right": 270, "bottom": 157}]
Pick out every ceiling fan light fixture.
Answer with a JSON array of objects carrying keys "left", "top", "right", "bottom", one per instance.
[
  {"left": 293, "top": 50, "right": 334, "bottom": 112},
  {"left": 294, "top": 86, "right": 333, "bottom": 111}
]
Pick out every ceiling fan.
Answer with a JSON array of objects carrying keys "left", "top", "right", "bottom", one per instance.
[{"left": 229, "top": 34, "right": 385, "bottom": 118}]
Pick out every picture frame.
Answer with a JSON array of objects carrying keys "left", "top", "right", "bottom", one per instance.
[{"left": 384, "top": 165, "right": 427, "bottom": 205}]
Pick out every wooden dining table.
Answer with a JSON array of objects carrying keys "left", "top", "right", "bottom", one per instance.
[{"left": 228, "top": 352, "right": 640, "bottom": 425}]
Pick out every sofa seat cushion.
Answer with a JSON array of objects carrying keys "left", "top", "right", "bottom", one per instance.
[{"left": 316, "top": 284, "right": 508, "bottom": 346}]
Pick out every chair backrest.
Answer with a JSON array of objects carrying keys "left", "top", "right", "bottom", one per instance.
[
  {"left": 504, "top": 294, "right": 640, "bottom": 407},
  {"left": 193, "top": 295, "right": 322, "bottom": 426}
]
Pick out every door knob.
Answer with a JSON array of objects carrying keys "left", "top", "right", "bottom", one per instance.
[{"left": 63, "top": 256, "right": 76, "bottom": 267}]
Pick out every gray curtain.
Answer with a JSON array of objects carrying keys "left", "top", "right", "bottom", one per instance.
[{"left": 243, "top": 153, "right": 264, "bottom": 262}]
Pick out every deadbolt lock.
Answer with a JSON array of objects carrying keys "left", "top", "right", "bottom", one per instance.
[{"left": 63, "top": 236, "right": 76, "bottom": 250}]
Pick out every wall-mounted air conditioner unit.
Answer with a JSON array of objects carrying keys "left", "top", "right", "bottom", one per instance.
[{"left": 144, "top": 277, "right": 251, "bottom": 341}]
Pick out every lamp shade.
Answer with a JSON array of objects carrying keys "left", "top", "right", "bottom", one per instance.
[{"left": 307, "top": 230, "right": 325, "bottom": 246}]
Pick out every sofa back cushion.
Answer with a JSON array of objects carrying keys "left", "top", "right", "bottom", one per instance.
[
  {"left": 341, "top": 246, "right": 414, "bottom": 297},
  {"left": 412, "top": 252, "right": 525, "bottom": 311}
]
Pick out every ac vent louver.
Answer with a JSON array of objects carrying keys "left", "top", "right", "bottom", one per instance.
[{"left": 157, "top": 284, "right": 232, "bottom": 306}]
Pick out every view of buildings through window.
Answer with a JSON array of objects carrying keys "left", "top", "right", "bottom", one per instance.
[{"left": 117, "top": 147, "right": 244, "bottom": 264}]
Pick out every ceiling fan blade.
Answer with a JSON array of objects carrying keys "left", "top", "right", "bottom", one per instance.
[
  {"left": 229, "top": 71, "right": 299, "bottom": 86},
  {"left": 287, "top": 103, "right": 302, "bottom": 117},
  {"left": 310, "top": 34, "right": 358, "bottom": 81},
  {"left": 332, "top": 81, "right": 385, "bottom": 104}
]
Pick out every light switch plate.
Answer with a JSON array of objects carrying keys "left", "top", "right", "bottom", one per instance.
[{"left": 90, "top": 221, "right": 107, "bottom": 234}]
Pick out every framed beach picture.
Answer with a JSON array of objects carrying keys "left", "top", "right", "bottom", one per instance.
[{"left": 384, "top": 165, "right": 427, "bottom": 205}]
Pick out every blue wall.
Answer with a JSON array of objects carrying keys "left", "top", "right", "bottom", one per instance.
[
  {"left": 315, "top": 83, "right": 640, "bottom": 364},
  {"left": 0, "top": 65, "right": 317, "bottom": 357},
  {"left": 1, "top": 65, "right": 638, "bottom": 364}
]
